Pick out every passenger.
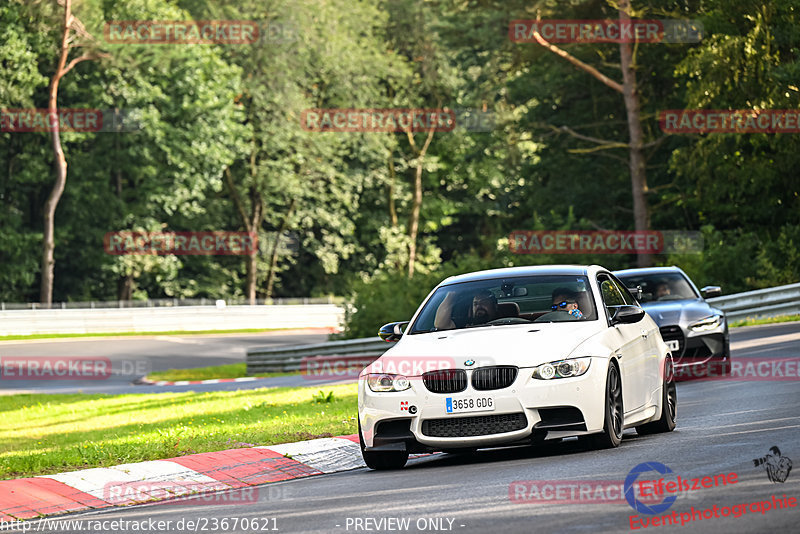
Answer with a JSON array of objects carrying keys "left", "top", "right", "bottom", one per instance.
[{"left": 551, "top": 287, "right": 583, "bottom": 319}]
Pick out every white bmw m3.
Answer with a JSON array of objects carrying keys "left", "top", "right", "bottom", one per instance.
[{"left": 358, "top": 265, "right": 677, "bottom": 469}]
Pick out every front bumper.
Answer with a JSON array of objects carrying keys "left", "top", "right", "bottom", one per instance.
[
  {"left": 358, "top": 359, "right": 609, "bottom": 451},
  {"left": 660, "top": 324, "right": 728, "bottom": 367}
]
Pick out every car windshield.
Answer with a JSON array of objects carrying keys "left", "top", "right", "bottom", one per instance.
[
  {"left": 408, "top": 275, "right": 598, "bottom": 334},
  {"left": 616, "top": 272, "right": 698, "bottom": 303}
]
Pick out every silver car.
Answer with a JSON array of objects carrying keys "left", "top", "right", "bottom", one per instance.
[{"left": 613, "top": 266, "right": 730, "bottom": 374}]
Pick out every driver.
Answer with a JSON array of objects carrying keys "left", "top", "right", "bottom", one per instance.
[
  {"left": 551, "top": 288, "right": 583, "bottom": 319},
  {"left": 471, "top": 290, "right": 498, "bottom": 324},
  {"left": 655, "top": 282, "right": 671, "bottom": 300}
]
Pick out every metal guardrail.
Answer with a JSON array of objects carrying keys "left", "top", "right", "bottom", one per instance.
[
  {"left": 246, "top": 338, "right": 389, "bottom": 374},
  {"left": 246, "top": 282, "right": 800, "bottom": 372},
  {"left": 707, "top": 282, "right": 800, "bottom": 322}
]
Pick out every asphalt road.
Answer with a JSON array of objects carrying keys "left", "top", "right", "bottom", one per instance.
[
  {"left": 9, "top": 322, "right": 799, "bottom": 533},
  {"left": 0, "top": 330, "right": 332, "bottom": 394}
]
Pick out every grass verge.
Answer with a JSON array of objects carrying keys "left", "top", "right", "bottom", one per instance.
[
  {"left": 145, "top": 363, "right": 290, "bottom": 382},
  {"left": 0, "top": 383, "right": 357, "bottom": 480},
  {"left": 0, "top": 327, "right": 311, "bottom": 342},
  {"left": 730, "top": 315, "right": 800, "bottom": 328}
]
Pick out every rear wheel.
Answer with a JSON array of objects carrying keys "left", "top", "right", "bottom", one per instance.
[
  {"left": 636, "top": 357, "right": 677, "bottom": 435},
  {"left": 586, "top": 362, "right": 623, "bottom": 449},
  {"left": 359, "top": 420, "right": 408, "bottom": 470}
]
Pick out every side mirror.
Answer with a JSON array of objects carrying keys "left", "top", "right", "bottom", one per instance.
[
  {"left": 378, "top": 321, "right": 409, "bottom": 342},
  {"left": 701, "top": 285, "right": 722, "bottom": 298},
  {"left": 610, "top": 305, "right": 645, "bottom": 325},
  {"left": 512, "top": 287, "right": 528, "bottom": 297},
  {"left": 627, "top": 286, "right": 643, "bottom": 301}
]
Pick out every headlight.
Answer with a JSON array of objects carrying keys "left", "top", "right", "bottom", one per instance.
[
  {"left": 532, "top": 357, "right": 591, "bottom": 380},
  {"left": 690, "top": 314, "right": 721, "bottom": 332},
  {"left": 366, "top": 373, "right": 411, "bottom": 392}
]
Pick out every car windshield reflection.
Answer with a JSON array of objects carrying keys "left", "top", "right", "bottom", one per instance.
[
  {"left": 408, "top": 275, "right": 597, "bottom": 334},
  {"left": 616, "top": 272, "right": 699, "bottom": 303}
]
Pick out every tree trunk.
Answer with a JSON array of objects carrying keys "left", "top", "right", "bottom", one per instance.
[
  {"left": 618, "top": 0, "right": 652, "bottom": 267},
  {"left": 40, "top": 0, "right": 73, "bottom": 306},
  {"left": 405, "top": 125, "right": 436, "bottom": 278},
  {"left": 387, "top": 152, "right": 398, "bottom": 227},
  {"left": 118, "top": 275, "right": 133, "bottom": 300},
  {"left": 407, "top": 162, "right": 423, "bottom": 278},
  {"left": 224, "top": 165, "right": 263, "bottom": 305},
  {"left": 530, "top": 5, "right": 653, "bottom": 266},
  {"left": 39, "top": 0, "right": 103, "bottom": 304},
  {"left": 264, "top": 198, "right": 295, "bottom": 299}
]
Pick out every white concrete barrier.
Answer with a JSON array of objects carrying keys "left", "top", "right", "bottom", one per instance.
[{"left": 0, "top": 305, "right": 344, "bottom": 336}]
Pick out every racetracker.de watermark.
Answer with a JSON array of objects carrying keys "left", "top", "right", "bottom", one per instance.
[
  {"left": 510, "top": 479, "right": 662, "bottom": 505},
  {"left": 660, "top": 109, "right": 800, "bottom": 134},
  {"left": 103, "top": 20, "right": 297, "bottom": 44},
  {"left": 300, "top": 108, "right": 495, "bottom": 133},
  {"left": 0, "top": 357, "right": 113, "bottom": 380},
  {"left": 509, "top": 230, "right": 703, "bottom": 254},
  {"left": 675, "top": 357, "right": 800, "bottom": 381},
  {"left": 104, "top": 231, "right": 258, "bottom": 256},
  {"left": 509, "top": 19, "right": 703, "bottom": 43},
  {"left": 102, "top": 481, "right": 271, "bottom": 506},
  {"left": 1, "top": 109, "right": 140, "bottom": 132},
  {"left": 303, "top": 356, "right": 464, "bottom": 381}
]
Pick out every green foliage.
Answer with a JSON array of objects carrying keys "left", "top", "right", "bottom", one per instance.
[
  {"left": 0, "top": 0, "right": 796, "bottom": 311},
  {"left": 311, "top": 390, "right": 335, "bottom": 403}
]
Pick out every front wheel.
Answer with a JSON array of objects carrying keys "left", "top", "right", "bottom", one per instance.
[
  {"left": 636, "top": 357, "right": 677, "bottom": 435},
  {"left": 586, "top": 362, "right": 623, "bottom": 449},
  {"left": 359, "top": 420, "right": 408, "bottom": 470}
]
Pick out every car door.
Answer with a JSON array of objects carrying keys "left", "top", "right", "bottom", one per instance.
[
  {"left": 610, "top": 273, "right": 662, "bottom": 395},
  {"left": 598, "top": 274, "right": 648, "bottom": 412}
]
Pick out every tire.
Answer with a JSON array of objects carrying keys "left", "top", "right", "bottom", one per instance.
[
  {"left": 636, "top": 357, "right": 677, "bottom": 435},
  {"left": 359, "top": 420, "right": 408, "bottom": 470},
  {"left": 719, "top": 337, "right": 732, "bottom": 375},
  {"left": 586, "top": 362, "right": 624, "bottom": 449}
]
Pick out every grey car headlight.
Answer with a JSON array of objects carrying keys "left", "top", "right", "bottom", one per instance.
[
  {"left": 366, "top": 373, "right": 411, "bottom": 392},
  {"left": 532, "top": 357, "right": 591, "bottom": 380},
  {"left": 690, "top": 314, "right": 722, "bottom": 332}
]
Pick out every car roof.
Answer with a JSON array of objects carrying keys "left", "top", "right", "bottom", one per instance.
[
  {"left": 613, "top": 266, "right": 684, "bottom": 277},
  {"left": 439, "top": 264, "right": 605, "bottom": 286}
]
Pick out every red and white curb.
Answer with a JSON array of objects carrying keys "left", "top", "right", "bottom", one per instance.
[
  {"left": 136, "top": 376, "right": 261, "bottom": 386},
  {"left": 0, "top": 435, "right": 364, "bottom": 521}
]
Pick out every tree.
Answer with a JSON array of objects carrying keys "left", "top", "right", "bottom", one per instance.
[
  {"left": 525, "top": 0, "right": 653, "bottom": 266},
  {"left": 40, "top": 0, "right": 106, "bottom": 305}
]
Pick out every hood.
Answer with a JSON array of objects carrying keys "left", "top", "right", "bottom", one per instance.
[
  {"left": 368, "top": 322, "right": 603, "bottom": 374},
  {"left": 640, "top": 299, "right": 720, "bottom": 327}
]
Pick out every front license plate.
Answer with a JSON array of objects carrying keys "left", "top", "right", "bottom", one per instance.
[
  {"left": 665, "top": 340, "right": 680, "bottom": 352},
  {"left": 445, "top": 396, "right": 495, "bottom": 414}
]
